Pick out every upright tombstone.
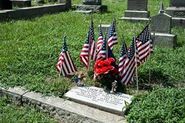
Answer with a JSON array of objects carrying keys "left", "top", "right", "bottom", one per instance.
[
  {"left": 151, "top": 3, "right": 177, "bottom": 48},
  {"left": 0, "top": 0, "right": 12, "bottom": 10},
  {"left": 75, "top": 0, "right": 107, "bottom": 13},
  {"left": 121, "top": 0, "right": 150, "bottom": 21},
  {"left": 166, "top": 0, "right": 185, "bottom": 27}
]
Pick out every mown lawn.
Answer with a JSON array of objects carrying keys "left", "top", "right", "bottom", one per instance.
[
  {"left": 0, "top": 96, "right": 57, "bottom": 123},
  {"left": 0, "top": 0, "right": 185, "bottom": 122},
  {"left": 1, "top": 0, "right": 185, "bottom": 96}
]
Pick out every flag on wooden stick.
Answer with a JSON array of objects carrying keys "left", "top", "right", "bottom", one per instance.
[
  {"left": 119, "top": 37, "right": 137, "bottom": 85},
  {"left": 136, "top": 25, "right": 153, "bottom": 66},
  {"left": 56, "top": 36, "right": 77, "bottom": 76},
  {"left": 80, "top": 31, "right": 91, "bottom": 68},
  {"left": 107, "top": 19, "right": 118, "bottom": 50}
]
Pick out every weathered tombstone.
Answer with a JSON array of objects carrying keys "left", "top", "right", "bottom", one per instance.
[
  {"left": 0, "top": 0, "right": 12, "bottom": 10},
  {"left": 121, "top": 0, "right": 150, "bottom": 21},
  {"left": 98, "top": 24, "right": 111, "bottom": 34},
  {"left": 10, "top": 0, "right": 31, "bottom": 8},
  {"left": 151, "top": 3, "right": 177, "bottom": 48},
  {"left": 166, "top": 0, "right": 185, "bottom": 27},
  {"left": 75, "top": 0, "right": 107, "bottom": 14}
]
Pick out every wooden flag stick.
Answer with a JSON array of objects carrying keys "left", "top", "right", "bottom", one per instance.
[{"left": 134, "top": 36, "right": 139, "bottom": 93}]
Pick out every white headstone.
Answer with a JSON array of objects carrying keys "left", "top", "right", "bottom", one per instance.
[{"left": 64, "top": 86, "right": 133, "bottom": 115}]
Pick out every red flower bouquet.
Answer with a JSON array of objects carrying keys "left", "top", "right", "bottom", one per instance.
[{"left": 94, "top": 57, "right": 118, "bottom": 76}]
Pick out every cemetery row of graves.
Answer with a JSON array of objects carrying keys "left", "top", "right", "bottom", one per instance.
[{"left": 0, "top": 0, "right": 185, "bottom": 122}]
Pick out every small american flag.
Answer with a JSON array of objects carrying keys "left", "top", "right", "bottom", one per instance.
[
  {"left": 89, "top": 18, "right": 96, "bottom": 61},
  {"left": 136, "top": 25, "right": 153, "bottom": 65},
  {"left": 118, "top": 40, "right": 128, "bottom": 77},
  {"left": 107, "top": 19, "right": 118, "bottom": 50},
  {"left": 96, "top": 24, "right": 104, "bottom": 52},
  {"left": 80, "top": 31, "right": 91, "bottom": 68},
  {"left": 56, "top": 36, "right": 77, "bottom": 76},
  {"left": 96, "top": 35, "right": 114, "bottom": 60},
  {"left": 120, "top": 37, "right": 136, "bottom": 85}
]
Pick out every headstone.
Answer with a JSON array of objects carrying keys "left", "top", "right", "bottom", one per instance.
[
  {"left": 75, "top": 0, "right": 107, "bottom": 13},
  {"left": 121, "top": 0, "right": 150, "bottom": 21},
  {"left": 166, "top": 0, "right": 185, "bottom": 27},
  {"left": 0, "top": 0, "right": 12, "bottom": 10},
  {"left": 10, "top": 0, "right": 31, "bottom": 8},
  {"left": 98, "top": 24, "right": 111, "bottom": 34},
  {"left": 83, "top": 0, "right": 101, "bottom": 5},
  {"left": 64, "top": 86, "right": 133, "bottom": 115},
  {"left": 151, "top": 2, "right": 177, "bottom": 48}
]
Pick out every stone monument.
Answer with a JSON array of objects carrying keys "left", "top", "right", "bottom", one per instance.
[
  {"left": 0, "top": 0, "right": 12, "bottom": 10},
  {"left": 151, "top": 3, "right": 177, "bottom": 48},
  {"left": 121, "top": 0, "right": 150, "bottom": 21},
  {"left": 10, "top": 0, "right": 31, "bottom": 8},
  {"left": 75, "top": 0, "right": 107, "bottom": 14},
  {"left": 166, "top": 0, "right": 185, "bottom": 27}
]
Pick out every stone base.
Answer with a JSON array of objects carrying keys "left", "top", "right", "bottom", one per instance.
[
  {"left": 121, "top": 10, "right": 150, "bottom": 21},
  {"left": 98, "top": 24, "right": 111, "bottom": 33},
  {"left": 120, "top": 16, "right": 149, "bottom": 22},
  {"left": 151, "top": 32, "right": 177, "bottom": 48},
  {"left": 11, "top": 0, "right": 31, "bottom": 8},
  {"left": 166, "top": 7, "right": 185, "bottom": 17},
  {"left": 75, "top": 4, "right": 107, "bottom": 13},
  {"left": 172, "top": 17, "right": 185, "bottom": 27},
  {"left": 124, "top": 10, "right": 150, "bottom": 18}
]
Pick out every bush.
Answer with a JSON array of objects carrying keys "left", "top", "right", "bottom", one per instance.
[{"left": 126, "top": 88, "right": 185, "bottom": 123}]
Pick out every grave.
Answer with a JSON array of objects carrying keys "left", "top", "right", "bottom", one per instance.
[
  {"left": 0, "top": 0, "right": 12, "bottom": 10},
  {"left": 166, "top": 0, "right": 185, "bottom": 27},
  {"left": 75, "top": 0, "right": 107, "bottom": 14},
  {"left": 10, "top": 0, "right": 31, "bottom": 8},
  {"left": 64, "top": 86, "right": 133, "bottom": 115},
  {"left": 98, "top": 24, "right": 111, "bottom": 34},
  {"left": 121, "top": 0, "right": 150, "bottom": 21},
  {"left": 151, "top": 3, "right": 177, "bottom": 48}
]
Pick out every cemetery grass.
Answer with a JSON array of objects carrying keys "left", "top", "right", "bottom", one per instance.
[
  {"left": 0, "top": 96, "right": 57, "bottom": 123},
  {"left": 0, "top": 0, "right": 185, "bottom": 122},
  {"left": 0, "top": 0, "right": 185, "bottom": 97}
]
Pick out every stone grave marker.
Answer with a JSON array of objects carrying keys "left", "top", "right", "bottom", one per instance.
[
  {"left": 75, "top": 0, "right": 107, "bottom": 13},
  {"left": 65, "top": 86, "right": 133, "bottom": 115},
  {"left": 98, "top": 24, "right": 111, "bottom": 34},
  {"left": 121, "top": 0, "right": 150, "bottom": 21},
  {"left": 10, "top": 0, "right": 31, "bottom": 8},
  {"left": 151, "top": 2, "right": 177, "bottom": 48},
  {"left": 166, "top": 0, "right": 185, "bottom": 27},
  {"left": 0, "top": 0, "right": 12, "bottom": 10}
]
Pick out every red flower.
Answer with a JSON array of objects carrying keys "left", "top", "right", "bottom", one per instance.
[{"left": 94, "top": 57, "right": 118, "bottom": 76}]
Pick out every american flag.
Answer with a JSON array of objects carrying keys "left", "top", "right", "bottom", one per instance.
[
  {"left": 89, "top": 18, "right": 96, "bottom": 61},
  {"left": 56, "top": 36, "right": 77, "bottom": 76},
  {"left": 120, "top": 37, "right": 136, "bottom": 85},
  {"left": 107, "top": 19, "right": 118, "bottom": 50},
  {"left": 118, "top": 40, "right": 128, "bottom": 76},
  {"left": 96, "top": 24, "right": 104, "bottom": 52},
  {"left": 96, "top": 35, "right": 114, "bottom": 60},
  {"left": 80, "top": 31, "right": 91, "bottom": 68},
  {"left": 136, "top": 25, "right": 153, "bottom": 65}
]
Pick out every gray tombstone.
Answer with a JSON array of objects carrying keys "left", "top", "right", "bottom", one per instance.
[
  {"left": 0, "top": 0, "right": 12, "bottom": 10},
  {"left": 151, "top": 3, "right": 177, "bottom": 48},
  {"left": 169, "top": 0, "right": 185, "bottom": 7},
  {"left": 121, "top": 0, "right": 150, "bottom": 21},
  {"left": 75, "top": 0, "right": 107, "bottom": 13},
  {"left": 83, "top": 0, "right": 101, "bottom": 5},
  {"left": 166, "top": 0, "right": 185, "bottom": 27},
  {"left": 10, "top": 0, "right": 31, "bottom": 8}
]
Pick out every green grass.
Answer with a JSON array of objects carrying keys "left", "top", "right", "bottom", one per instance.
[
  {"left": 0, "top": 0, "right": 185, "bottom": 96},
  {"left": 0, "top": 96, "right": 57, "bottom": 123},
  {"left": 126, "top": 88, "right": 185, "bottom": 123}
]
